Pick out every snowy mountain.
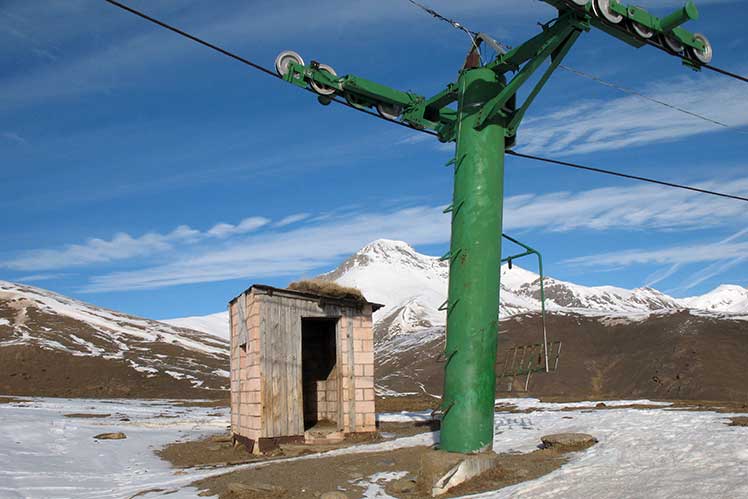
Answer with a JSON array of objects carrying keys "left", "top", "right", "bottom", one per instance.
[
  {"left": 0, "top": 281, "right": 229, "bottom": 398},
  {"left": 167, "top": 239, "right": 748, "bottom": 340},
  {"left": 163, "top": 311, "right": 229, "bottom": 340},
  {"left": 681, "top": 285, "right": 748, "bottom": 314},
  {"left": 320, "top": 239, "right": 703, "bottom": 337}
]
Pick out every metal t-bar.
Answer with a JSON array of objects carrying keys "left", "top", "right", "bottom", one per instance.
[{"left": 501, "top": 234, "right": 549, "bottom": 373}]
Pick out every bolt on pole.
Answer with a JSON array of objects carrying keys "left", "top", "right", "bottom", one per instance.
[{"left": 440, "top": 67, "right": 506, "bottom": 454}]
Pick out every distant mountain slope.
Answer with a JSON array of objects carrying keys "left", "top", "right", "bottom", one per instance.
[
  {"left": 0, "top": 281, "right": 229, "bottom": 398},
  {"left": 163, "top": 311, "right": 229, "bottom": 340},
  {"left": 377, "top": 311, "right": 748, "bottom": 402}
]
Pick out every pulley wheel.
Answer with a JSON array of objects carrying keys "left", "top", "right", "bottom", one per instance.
[
  {"left": 631, "top": 21, "right": 654, "bottom": 39},
  {"left": 689, "top": 33, "right": 713, "bottom": 64},
  {"left": 376, "top": 102, "right": 403, "bottom": 120},
  {"left": 345, "top": 93, "right": 369, "bottom": 110},
  {"left": 275, "top": 50, "right": 304, "bottom": 77},
  {"left": 569, "top": 0, "right": 589, "bottom": 6},
  {"left": 663, "top": 35, "right": 684, "bottom": 54},
  {"left": 595, "top": 0, "right": 623, "bottom": 23},
  {"left": 309, "top": 63, "right": 338, "bottom": 96}
]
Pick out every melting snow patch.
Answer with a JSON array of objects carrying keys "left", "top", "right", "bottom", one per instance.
[
  {"left": 378, "top": 410, "right": 433, "bottom": 423},
  {"left": 354, "top": 471, "right": 409, "bottom": 498}
]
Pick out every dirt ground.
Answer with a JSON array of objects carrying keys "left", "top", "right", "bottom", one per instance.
[
  {"left": 157, "top": 434, "right": 262, "bottom": 469},
  {"left": 191, "top": 441, "right": 593, "bottom": 499},
  {"left": 0, "top": 396, "right": 24, "bottom": 404},
  {"left": 729, "top": 417, "right": 748, "bottom": 427},
  {"left": 376, "top": 395, "right": 440, "bottom": 413},
  {"left": 158, "top": 420, "right": 439, "bottom": 470}
]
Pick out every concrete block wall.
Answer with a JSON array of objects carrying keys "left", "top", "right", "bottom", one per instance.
[
  {"left": 339, "top": 305, "right": 376, "bottom": 433},
  {"left": 316, "top": 367, "right": 339, "bottom": 422},
  {"left": 230, "top": 293, "right": 262, "bottom": 443}
]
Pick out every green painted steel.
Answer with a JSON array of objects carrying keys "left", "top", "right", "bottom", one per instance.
[
  {"left": 277, "top": 0, "right": 708, "bottom": 455},
  {"left": 440, "top": 67, "right": 506, "bottom": 453}
]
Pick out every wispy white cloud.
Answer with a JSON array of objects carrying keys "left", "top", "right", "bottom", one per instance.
[
  {"left": 564, "top": 228, "right": 748, "bottom": 273},
  {"left": 15, "top": 273, "right": 70, "bottom": 283},
  {"left": 273, "top": 213, "right": 310, "bottom": 228},
  {"left": 2, "top": 218, "right": 267, "bottom": 271},
  {"left": 8, "top": 175, "right": 746, "bottom": 288},
  {"left": 1, "top": 131, "right": 26, "bottom": 144},
  {"left": 519, "top": 74, "right": 748, "bottom": 156},
  {"left": 81, "top": 205, "right": 450, "bottom": 292},
  {"left": 504, "top": 177, "right": 748, "bottom": 232},
  {"left": 81, "top": 177, "right": 748, "bottom": 291},
  {"left": 676, "top": 256, "right": 747, "bottom": 292},
  {"left": 644, "top": 263, "right": 682, "bottom": 287},
  {"left": 206, "top": 217, "right": 269, "bottom": 238}
]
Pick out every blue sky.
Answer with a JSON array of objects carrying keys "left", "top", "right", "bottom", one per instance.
[{"left": 1, "top": 0, "right": 746, "bottom": 319}]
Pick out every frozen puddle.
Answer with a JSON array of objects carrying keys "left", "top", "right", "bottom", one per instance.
[{"left": 1, "top": 397, "right": 747, "bottom": 498}]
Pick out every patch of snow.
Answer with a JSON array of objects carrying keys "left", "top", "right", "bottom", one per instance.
[
  {"left": 0, "top": 318, "right": 9, "bottom": 326},
  {"left": 377, "top": 410, "right": 433, "bottom": 423},
  {"left": 162, "top": 311, "right": 229, "bottom": 340},
  {"left": 354, "top": 470, "right": 408, "bottom": 499}
]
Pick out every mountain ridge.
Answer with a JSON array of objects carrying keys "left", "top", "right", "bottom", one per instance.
[
  {"left": 167, "top": 239, "right": 748, "bottom": 338},
  {"left": 0, "top": 280, "right": 229, "bottom": 398}
]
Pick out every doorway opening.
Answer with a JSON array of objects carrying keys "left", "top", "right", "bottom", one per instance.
[{"left": 301, "top": 317, "right": 338, "bottom": 431}]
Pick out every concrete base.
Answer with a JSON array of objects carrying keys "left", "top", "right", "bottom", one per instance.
[{"left": 417, "top": 449, "right": 499, "bottom": 496}]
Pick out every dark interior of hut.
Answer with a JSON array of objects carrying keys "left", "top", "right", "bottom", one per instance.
[{"left": 301, "top": 317, "right": 338, "bottom": 430}]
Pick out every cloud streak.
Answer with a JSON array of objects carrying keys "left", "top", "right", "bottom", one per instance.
[
  {"left": 2, "top": 217, "right": 268, "bottom": 271},
  {"left": 519, "top": 73, "right": 748, "bottom": 156},
  {"left": 76, "top": 177, "right": 748, "bottom": 292},
  {"left": 6, "top": 176, "right": 745, "bottom": 290}
]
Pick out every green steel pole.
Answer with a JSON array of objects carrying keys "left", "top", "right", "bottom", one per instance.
[{"left": 441, "top": 67, "right": 505, "bottom": 454}]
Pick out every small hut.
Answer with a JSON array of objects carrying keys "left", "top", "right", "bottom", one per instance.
[{"left": 228, "top": 283, "right": 382, "bottom": 453}]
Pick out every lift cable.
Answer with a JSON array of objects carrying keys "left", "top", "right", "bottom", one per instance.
[
  {"left": 404, "top": 0, "right": 487, "bottom": 60},
  {"left": 103, "top": 0, "right": 748, "bottom": 204},
  {"left": 558, "top": 65, "right": 748, "bottom": 136},
  {"left": 506, "top": 150, "right": 748, "bottom": 202},
  {"left": 402, "top": 0, "right": 747, "bottom": 134},
  {"left": 701, "top": 63, "right": 748, "bottom": 84}
]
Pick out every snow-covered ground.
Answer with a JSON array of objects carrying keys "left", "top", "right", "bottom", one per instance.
[
  {"left": 1, "top": 397, "right": 746, "bottom": 498},
  {"left": 0, "top": 397, "right": 230, "bottom": 499}
]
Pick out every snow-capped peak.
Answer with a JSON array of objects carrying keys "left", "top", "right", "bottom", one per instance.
[
  {"left": 167, "top": 240, "right": 748, "bottom": 340},
  {"left": 680, "top": 284, "right": 748, "bottom": 313}
]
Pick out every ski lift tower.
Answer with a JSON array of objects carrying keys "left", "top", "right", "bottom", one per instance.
[{"left": 276, "top": 0, "right": 711, "bottom": 455}]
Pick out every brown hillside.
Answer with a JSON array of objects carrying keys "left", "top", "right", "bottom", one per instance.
[{"left": 376, "top": 312, "right": 748, "bottom": 402}]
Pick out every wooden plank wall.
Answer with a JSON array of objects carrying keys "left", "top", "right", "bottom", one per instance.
[
  {"left": 244, "top": 290, "right": 376, "bottom": 439},
  {"left": 259, "top": 294, "right": 330, "bottom": 438}
]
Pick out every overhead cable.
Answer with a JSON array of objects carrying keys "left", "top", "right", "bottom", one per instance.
[{"left": 103, "top": 0, "right": 748, "bottom": 204}]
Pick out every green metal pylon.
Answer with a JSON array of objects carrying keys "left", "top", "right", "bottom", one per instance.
[
  {"left": 276, "top": 0, "right": 711, "bottom": 454},
  {"left": 441, "top": 67, "right": 506, "bottom": 452}
]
